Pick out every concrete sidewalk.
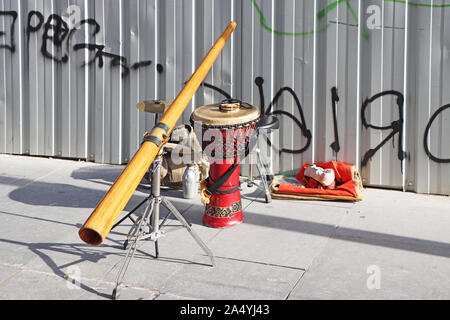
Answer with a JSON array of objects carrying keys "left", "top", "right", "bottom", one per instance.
[{"left": 0, "top": 154, "right": 449, "bottom": 300}]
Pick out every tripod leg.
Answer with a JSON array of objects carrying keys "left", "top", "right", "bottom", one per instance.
[
  {"left": 247, "top": 153, "right": 254, "bottom": 188},
  {"left": 161, "top": 198, "right": 215, "bottom": 267},
  {"left": 112, "top": 197, "right": 149, "bottom": 231},
  {"left": 258, "top": 146, "right": 274, "bottom": 181},
  {"left": 124, "top": 198, "right": 155, "bottom": 249},
  {"left": 155, "top": 241, "right": 159, "bottom": 259},
  {"left": 113, "top": 200, "right": 153, "bottom": 299},
  {"left": 256, "top": 150, "right": 272, "bottom": 204}
]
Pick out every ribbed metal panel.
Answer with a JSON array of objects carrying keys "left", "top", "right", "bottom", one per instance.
[{"left": 0, "top": 0, "right": 449, "bottom": 195}]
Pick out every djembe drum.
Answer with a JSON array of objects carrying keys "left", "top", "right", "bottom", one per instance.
[{"left": 191, "top": 101, "right": 260, "bottom": 228}]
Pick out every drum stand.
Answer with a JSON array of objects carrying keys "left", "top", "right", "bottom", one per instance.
[
  {"left": 244, "top": 116, "right": 280, "bottom": 204},
  {"left": 245, "top": 146, "right": 273, "bottom": 204},
  {"left": 111, "top": 149, "right": 215, "bottom": 300}
]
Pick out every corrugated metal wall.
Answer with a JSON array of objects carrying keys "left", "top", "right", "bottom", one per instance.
[{"left": 1, "top": 0, "right": 449, "bottom": 196}]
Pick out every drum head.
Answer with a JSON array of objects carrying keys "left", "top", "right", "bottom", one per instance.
[{"left": 191, "top": 102, "right": 260, "bottom": 127}]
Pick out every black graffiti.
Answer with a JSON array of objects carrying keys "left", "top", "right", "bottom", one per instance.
[
  {"left": 202, "top": 77, "right": 312, "bottom": 155},
  {"left": 157, "top": 63, "right": 164, "bottom": 74},
  {"left": 200, "top": 82, "right": 232, "bottom": 100},
  {"left": 424, "top": 104, "right": 450, "bottom": 163},
  {"left": 0, "top": 11, "right": 18, "bottom": 52},
  {"left": 254, "top": 77, "right": 312, "bottom": 155},
  {"left": 72, "top": 43, "right": 153, "bottom": 78},
  {"left": 255, "top": 77, "right": 266, "bottom": 114},
  {"left": 261, "top": 81, "right": 312, "bottom": 155},
  {"left": 361, "top": 90, "right": 407, "bottom": 167},
  {"left": 73, "top": 43, "right": 130, "bottom": 77},
  {"left": 66, "top": 19, "right": 101, "bottom": 53},
  {"left": 26, "top": 11, "right": 44, "bottom": 36},
  {"left": 330, "top": 87, "right": 341, "bottom": 156},
  {"left": 41, "top": 14, "right": 70, "bottom": 63},
  {"left": 131, "top": 61, "right": 153, "bottom": 70},
  {"left": 1, "top": 10, "right": 156, "bottom": 78},
  {"left": 182, "top": 76, "right": 450, "bottom": 166}
]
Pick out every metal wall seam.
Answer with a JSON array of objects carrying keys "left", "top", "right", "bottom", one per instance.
[
  {"left": 312, "top": 0, "right": 318, "bottom": 164},
  {"left": 402, "top": 1, "right": 409, "bottom": 192},
  {"left": 118, "top": 0, "right": 123, "bottom": 164},
  {"left": 17, "top": 0, "right": 23, "bottom": 154},
  {"left": 355, "top": 0, "right": 363, "bottom": 172}
]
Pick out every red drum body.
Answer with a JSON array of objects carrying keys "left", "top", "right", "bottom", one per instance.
[
  {"left": 204, "top": 158, "right": 243, "bottom": 228},
  {"left": 191, "top": 102, "right": 260, "bottom": 228}
]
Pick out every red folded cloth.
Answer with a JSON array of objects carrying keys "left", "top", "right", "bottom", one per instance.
[{"left": 277, "top": 161, "right": 359, "bottom": 199}]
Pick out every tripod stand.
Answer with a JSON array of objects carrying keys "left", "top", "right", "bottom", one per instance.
[
  {"left": 243, "top": 114, "right": 279, "bottom": 204},
  {"left": 244, "top": 145, "right": 273, "bottom": 204},
  {"left": 111, "top": 148, "right": 215, "bottom": 300}
]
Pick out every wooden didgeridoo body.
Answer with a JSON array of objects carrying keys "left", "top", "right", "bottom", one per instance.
[{"left": 79, "top": 22, "right": 237, "bottom": 246}]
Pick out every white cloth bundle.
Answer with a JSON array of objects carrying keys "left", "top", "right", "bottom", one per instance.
[{"left": 304, "top": 165, "right": 336, "bottom": 187}]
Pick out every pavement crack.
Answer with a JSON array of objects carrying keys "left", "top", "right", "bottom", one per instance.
[
  {"left": 301, "top": 211, "right": 349, "bottom": 273},
  {"left": 212, "top": 256, "right": 306, "bottom": 271},
  {"left": 155, "top": 292, "right": 201, "bottom": 300},
  {"left": 285, "top": 271, "right": 307, "bottom": 300},
  {"left": 151, "top": 292, "right": 161, "bottom": 300},
  {"left": 0, "top": 269, "right": 23, "bottom": 289}
]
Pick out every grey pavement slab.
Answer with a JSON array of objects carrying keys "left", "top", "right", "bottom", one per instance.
[
  {"left": 100, "top": 228, "right": 219, "bottom": 293},
  {"left": 288, "top": 237, "right": 450, "bottom": 300},
  {"left": 344, "top": 188, "right": 450, "bottom": 243},
  {"left": 1, "top": 154, "right": 449, "bottom": 300},
  {"left": 0, "top": 155, "right": 82, "bottom": 188},
  {"left": 161, "top": 254, "right": 304, "bottom": 300},
  {"left": 289, "top": 188, "right": 450, "bottom": 300},
  {"left": 206, "top": 199, "right": 349, "bottom": 269},
  {"left": 0, "top": 268, "right": 90, "bottom": 300}
]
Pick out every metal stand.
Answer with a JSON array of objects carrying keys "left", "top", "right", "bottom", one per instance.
[
  {"left": 245, "top": 146, "right": 273, "bottom": 204},
  {"left": 111, "top": 150, "right": 215, "bottom": 300}
]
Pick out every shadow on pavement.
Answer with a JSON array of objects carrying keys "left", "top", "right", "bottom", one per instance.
[{"left": 3, "top": 165, "right": 450, "bottom": 277}]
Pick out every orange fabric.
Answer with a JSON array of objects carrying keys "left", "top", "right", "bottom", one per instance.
[{"left": 277, "top": 162, "right": 358, "bottom": 198}]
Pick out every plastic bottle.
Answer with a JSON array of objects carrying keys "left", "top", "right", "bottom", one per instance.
[{"left": 183, "top": 164, "right": 200, "bottom": 199}]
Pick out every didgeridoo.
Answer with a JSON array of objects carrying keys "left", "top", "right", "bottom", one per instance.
[{"left": 79, "top": 22, "right": 237, "bottom": 246}]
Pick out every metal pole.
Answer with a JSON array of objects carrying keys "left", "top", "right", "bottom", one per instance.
[{"left": 151, "top": 156, "right": 162, "bottom": 258}]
